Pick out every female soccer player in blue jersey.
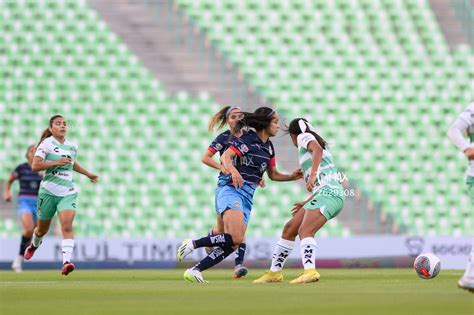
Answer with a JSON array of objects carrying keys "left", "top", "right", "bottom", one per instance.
[
  {"left": 3, "top": 145, "right": 42, "bottom": 272},
  {"left": 253, "top": 118, "right": 345, "bottom": 284},
  {"left": 178, "top": 107, "right": 303, "bottom": 283},
  {"left": 24, "top": 115, "right": 98, "bottom": 276},
  {"left": 202, "top": 105, "right": 250, "bottom": 278}
]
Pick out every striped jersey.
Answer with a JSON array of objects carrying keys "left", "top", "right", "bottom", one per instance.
[
  {"left": 297, "top": 133, "right": 343, "bottom": 193},
  {"left": 34, "top": 136, "right": 78, "bottom": 196},
  {"left": 458, "top": 103, "right": 474, "bottom": 177}
]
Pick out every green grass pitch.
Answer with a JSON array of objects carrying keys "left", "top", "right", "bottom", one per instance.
[{"left": 0, "top": 269, "right": 472, "bottom": 315}]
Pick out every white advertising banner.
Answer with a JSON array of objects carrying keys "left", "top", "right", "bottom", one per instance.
[{"left": 0, "top": 236, "right": 471, "bottom": 269}]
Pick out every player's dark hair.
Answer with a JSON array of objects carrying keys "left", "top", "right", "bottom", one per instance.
[
  {"left": 287, "top": 118, "right": 327, "bottom": 150},
  {"left": 25, "top": 144, "right": 35, "bottom": 159},
  {"left": 38, "top": 115, "right": 63, "bottom": 147},
  {"left": 233, "top": 106, "right": 276, "bottom": 134}
]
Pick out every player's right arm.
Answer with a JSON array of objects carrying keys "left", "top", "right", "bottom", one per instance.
[
  {"left": 3, "top": 168, "right": 18, "bottom": 202},
  {"left": 31, "top": 156, "right": 71, "bottom": 172},
  {"left": 31, "top": 141, "right": 71, "bottom": 172},
  {"left": 447, "top": 110, "right": 474, "bottom": 160},
  {"left": 202, "top": 149, "right": 221, "bottom": 170},
  {"left": 203, "top": 132, "right": 231, "bottom": 173},
  {"left": 221, "top": 148, "right": 243, "bottom": 189}
]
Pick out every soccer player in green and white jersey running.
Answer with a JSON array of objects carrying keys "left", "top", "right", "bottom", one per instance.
[
  {"left": 24, "top": 115, "right": 98, "bottom": 275},
  {"left": 254, "top": 118, "right": 345, "bottom": 284},
  {"left": 447, "top": 102, "right": 474, "bottom": 292}
]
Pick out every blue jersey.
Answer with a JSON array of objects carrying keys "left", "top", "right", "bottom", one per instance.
[
  {"left": 208, "top": 130, "right": 238, "bottom": 182},
  {"left": 10, "top": 163, "right": 42, "bottom": 196},
  {"left": 228, "top": 130, "right": 276, "bottom": 184},
  {"left": 208, "top": 130, "right": 233, "bottom": 156}
]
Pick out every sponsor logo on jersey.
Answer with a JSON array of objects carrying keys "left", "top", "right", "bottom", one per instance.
[{"left": 240, "top": 144, "right": 249, "bottom": 153}]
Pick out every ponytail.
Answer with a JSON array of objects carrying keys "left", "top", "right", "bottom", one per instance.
[
  {"left": 38, "top": 114, "right": 63, "bottom": 147},
  {"left": 208, "top": 106, "right": 230, "bottom": 132},
  {"left": 287, "top": 118, "right": 327, "bottom": 150},
  {"left": 37, "top": 129, "right": 52, "bottom": 147},
  {"left": 233, "top": 106, "right": 275, "bottom": 135}
]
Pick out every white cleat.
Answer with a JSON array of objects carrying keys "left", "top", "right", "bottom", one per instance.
[
  {"left": 184, "top": 268, "right": 209, "bottom": 283},
  {"left": 11, "top": 255, "right": 23, "bottom": 273},
  {"left": 458, "top": 275, "right": 474, "bottom": 292},
  {"left": 177, "top": 239, "right": 194, "bottom": 262}
]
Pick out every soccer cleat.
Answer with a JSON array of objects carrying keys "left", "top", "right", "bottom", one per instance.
[
  {"left": 458, "top": 275, "right": 474, "bottom": 292},
  {"left": 289, "top": 269, "right": 320, "bottom": 284},
  {"left": 11, "top": 256, "right": 23, "bottom": 273},
  {"left": 62, "top": 262, "right": 75, "bottom": 276},
  {"left": 233, "top": 266, "right": 248, "bottom": 279},
  {"left": 177, "top": 239, "right": 194, "bottom": 262},
  {"left": 183, "top": 268, "right": 208, "bottom": 283},
  {"left": 23, "top": 244, "right": 38, "bottom": 260},
  {"left": 252, "top": 271, "right": 283, "bottom": 283}
]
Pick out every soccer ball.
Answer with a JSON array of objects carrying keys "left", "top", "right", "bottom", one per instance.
[{"left": 414, "top": 253, "right": 441, "bottom": 279}]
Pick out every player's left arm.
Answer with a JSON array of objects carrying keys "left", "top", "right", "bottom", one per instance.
[
  {"left": 305, "top": 140, "right": 323, "bottom": 192},
  {"left": 291, "top": 194, "right": 314, "bottom": 216},
  {"left": 447, "top": 113, "right": 474, "bottom": 160},
  {"left": 73, "top": 161, "right": 99, "bottom": 183},
  {"left": 266, "top": 165, "right": 303, "bottom": 182}
]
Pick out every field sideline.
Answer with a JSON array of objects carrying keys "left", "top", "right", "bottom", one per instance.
[{"left": 0, "top": 269, "right": 472, "bottom": 315}]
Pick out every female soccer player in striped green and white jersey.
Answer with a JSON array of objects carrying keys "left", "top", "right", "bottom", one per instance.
[
  {"left": 254, "top": 118, "right": 345, "bottom": 284},
  {"left": 24, "top": 115, "right": 98, "bottom": 275}
]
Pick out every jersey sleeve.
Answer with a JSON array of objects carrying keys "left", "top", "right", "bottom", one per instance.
[
  {"left": 458, "top": 103, "right": 474, "bottom": 125},
  {"left": 297, "top": 133, "right": 317, "bottom": 150},
  {"left": 35, "top": 139, "right": 49, "bottom": 159},
  {"left": 208, "top": 132, "right": 228, "bottom": 154},
  {"left": 268, "top": 141, "right": 276, "bottom": 167},
  {"left": 228, "top": 138, "right": 247, "bottom": 157},
  {"left": 10, "top": 165, "right": 20, "bottom": 181},
  {"left": 448, "top": 103, "right": 474, "bottom": 152}
]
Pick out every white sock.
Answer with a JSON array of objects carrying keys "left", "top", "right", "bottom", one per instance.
[
  {"left": 300, "top": 237, "right": 318, "bottom": 270},
  {"left": 32, "top": 233, "right": 43, "bottom": 247},
  {"left": 463, "top": 247, "right": 474, "bottom": 277},
  {"left": 62, "top": 239, "right": 75, "bottom": 264},
  {"left": 270, "top": 238, "right": 295, "bottom": 272}
]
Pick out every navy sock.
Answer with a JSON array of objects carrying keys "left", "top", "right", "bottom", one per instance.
[
  {"left": 234, "top": 243, "right": 246, "bottom": 267},
  {"left": 194, "top": 246, "right": 235, "bottom": 272},
  {"left": 193, "top": 233, "right": 234, "bottom": 249},
  {"left": 19, "top": 235, "right": 31, "bottom": 256}
]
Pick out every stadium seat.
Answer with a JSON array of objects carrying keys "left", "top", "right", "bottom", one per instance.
[
  {"left": 1, "top": 0, "right": 348, "bottom": 238},
  {"left": 175, "top": 0, "right": 473, "bottom": 235}
]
